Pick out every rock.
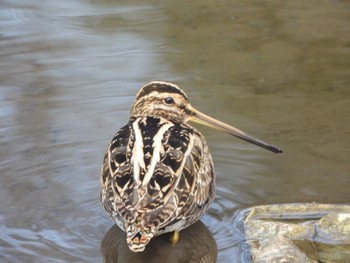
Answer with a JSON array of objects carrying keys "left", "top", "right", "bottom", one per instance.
[{"left": 243, "top": 203, "right": 350, "bottom": 263}]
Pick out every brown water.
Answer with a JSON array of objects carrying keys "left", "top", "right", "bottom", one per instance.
[{"left": 1, "top": 0, "right": 349, "bottom": 262}]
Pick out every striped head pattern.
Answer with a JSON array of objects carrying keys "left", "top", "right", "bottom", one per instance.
[{"left": 130, "top": 81, "right": 193, "bottom": 123}]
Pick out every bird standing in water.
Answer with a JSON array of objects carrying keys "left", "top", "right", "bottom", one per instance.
[{"left": 100, "top": 81, "right": 282, "bottom": 252}]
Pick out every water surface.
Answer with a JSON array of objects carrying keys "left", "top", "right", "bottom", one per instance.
[{"left": 1, "top": 0, "right": 349, "bottom": 262}]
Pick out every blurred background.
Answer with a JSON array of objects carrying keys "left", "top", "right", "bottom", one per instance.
[{"left": 0, "top": 0, "right": 349, "bottom": 262}]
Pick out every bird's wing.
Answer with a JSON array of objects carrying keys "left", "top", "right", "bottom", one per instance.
[
  {"left": 161, "top": 126, "right": 215, "bottom": 229},
  {"left": 100, "top": 122, "right": 134, "bottom": 224}
]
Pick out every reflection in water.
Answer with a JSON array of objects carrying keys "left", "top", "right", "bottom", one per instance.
[{"left": 101, "top": 221, "right": 217, "bottom": 263}]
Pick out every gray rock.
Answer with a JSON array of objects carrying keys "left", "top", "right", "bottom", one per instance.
[{"left": 244, "top": 203, "right": 350, "bottom": 263}]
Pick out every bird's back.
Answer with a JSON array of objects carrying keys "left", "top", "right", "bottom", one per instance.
[{"left": 100, "top": 116, "right": 215, "bottom": 251}]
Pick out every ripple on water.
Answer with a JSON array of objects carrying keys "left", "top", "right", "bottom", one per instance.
[
  {"left": 0, "top": 226, "right": 98, "bottom": 263},
  {"left": 200, "top": 187, "right": 253, "bottom": 263},
  {"left": 0, "top": 193, "right": 109, "bottom": 263}
]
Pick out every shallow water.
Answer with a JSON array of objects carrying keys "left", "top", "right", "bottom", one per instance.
[{"left": 1, "top": 0, "right": 349, "bottom": 262}]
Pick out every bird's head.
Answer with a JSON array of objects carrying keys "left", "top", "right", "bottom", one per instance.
[
  {"left": 130, "top": 81, "right": 282, "bottom": 153},
  {"left": 130, "top": 81, "right": 192, "bottom": 123}
]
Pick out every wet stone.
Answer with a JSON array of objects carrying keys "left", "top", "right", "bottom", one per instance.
[{"left": 243, "top": 203, "right": 350, "bottom": 263}]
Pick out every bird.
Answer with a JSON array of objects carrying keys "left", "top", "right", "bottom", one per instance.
[{"left": 99, "top": 81, "right": 282, "bottom": 252}]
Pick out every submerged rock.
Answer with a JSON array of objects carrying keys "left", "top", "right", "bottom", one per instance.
[{"left": 244, "top": 203, "right": 350, "bottom": 263}]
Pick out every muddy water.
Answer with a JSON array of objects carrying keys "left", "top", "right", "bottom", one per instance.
[{"left": 1, "top": 0, "right": 349, "bottom": 262}]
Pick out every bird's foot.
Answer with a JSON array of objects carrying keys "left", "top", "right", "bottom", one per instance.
[{"left": 170, "top": 230, "right": 179, "bottom": 247}]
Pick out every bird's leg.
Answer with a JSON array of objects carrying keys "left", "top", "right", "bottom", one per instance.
[{"left": 170, "top": 230, "right": 180, "bottom": 247}]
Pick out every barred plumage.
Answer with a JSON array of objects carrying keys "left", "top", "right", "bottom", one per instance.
[{"left": 100, "top": 81, "right": 282, "bottom": 252}]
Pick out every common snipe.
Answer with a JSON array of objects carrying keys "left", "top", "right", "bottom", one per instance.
[{"left": 100, "top": 81, "right": 282, "bottom": 252}]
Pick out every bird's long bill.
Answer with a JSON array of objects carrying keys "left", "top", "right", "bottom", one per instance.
[{"left": 190, "top": 108, "right": 282, "bottom": 153}]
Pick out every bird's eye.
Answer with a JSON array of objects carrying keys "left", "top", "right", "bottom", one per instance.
[{"left": 164, "top": 97, "right": 175, "bottom": 105}]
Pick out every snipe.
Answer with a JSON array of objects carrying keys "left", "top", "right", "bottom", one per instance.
[{"left": 100, "top": 81, "right": 282, "bottom": 252}]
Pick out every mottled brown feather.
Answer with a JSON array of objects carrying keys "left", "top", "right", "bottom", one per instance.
[{"left": 100, "top": 116, "right": 215, "bottom": 251}]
